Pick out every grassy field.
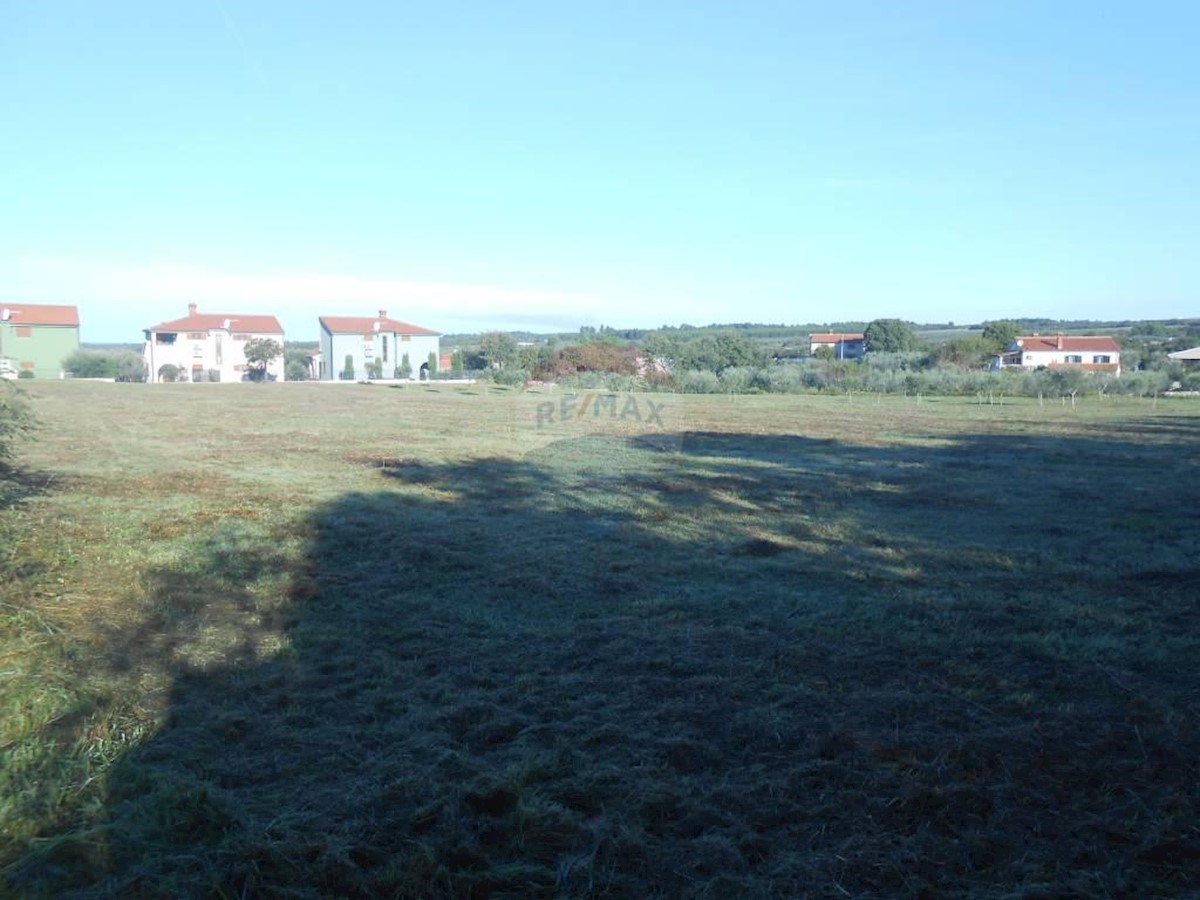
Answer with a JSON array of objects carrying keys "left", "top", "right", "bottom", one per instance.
[{"left": 2, "top": 382, "right": 1199, "bottom": 898}]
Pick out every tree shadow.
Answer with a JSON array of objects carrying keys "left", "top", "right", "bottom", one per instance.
[{"left": 9, "top": 424, "right": 1200, "bottom": 897}]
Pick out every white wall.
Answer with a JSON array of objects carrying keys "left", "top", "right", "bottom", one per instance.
[
  {"left": 1020, "top": 350, "right": 1120, "bottom": 370},
  {"left": 324, "top": 330, "right": 440, "bottom": 380},
  {"left": 144, "top": 329, "right": 286, "bottom": 382}
]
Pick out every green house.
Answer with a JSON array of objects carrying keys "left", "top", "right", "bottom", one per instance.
[{"left": 0, "top": 304, "right": 81, "bottom": 379}]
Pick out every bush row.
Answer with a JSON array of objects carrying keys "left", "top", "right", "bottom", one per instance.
[
  {"left": 673, "top": 363, "right": 1195, "bottom": 397},
  {"left": 496, "top": 362, "right": 1197, "bottom": 398}
]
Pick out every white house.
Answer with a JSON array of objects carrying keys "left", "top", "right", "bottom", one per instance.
[
  {"left": 144, "top": 304, "right": 286, "bottom": 383},
  {"left": 993, "top": 335, "right": 1121, "bottom": 375},
  {"left": 809, "top": 332, "right": 865, "bottom": 359},
  {"left": 319, "top": 311, "right": 441, "bottom": 380}
]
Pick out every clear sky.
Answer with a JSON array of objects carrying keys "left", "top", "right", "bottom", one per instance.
[{"left": 3, "top": 1, "right": 1197, "bottom": 342}]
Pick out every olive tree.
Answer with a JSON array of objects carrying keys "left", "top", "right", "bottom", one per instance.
[{"left": 243, "top": 338, "right": 283, "bottom": 381}]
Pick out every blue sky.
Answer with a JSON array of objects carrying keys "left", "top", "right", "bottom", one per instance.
[{"left": 3, "top": 1, "right": 1197, "bottom": 342}]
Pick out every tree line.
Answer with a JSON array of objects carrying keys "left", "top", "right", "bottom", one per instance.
[{"left": 456, "top": 317, "right": 1199, "bottom": 396}]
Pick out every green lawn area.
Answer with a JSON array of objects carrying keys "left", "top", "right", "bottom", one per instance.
[{"left": 3, "top": 382, "right": 1199, "bottom": 897}]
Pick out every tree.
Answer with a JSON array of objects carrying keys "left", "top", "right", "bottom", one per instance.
[
  {"left": 932, "top": 335, "right": 990, "bottom": 367},
  {"left": 341, "top": 355, "right": 355, "bottom": 380},
  {"left": 427, "top": 352, "right": 438, "bottom": 376},
  {"left": 479, "top": 331, "right": 518, "bottom": 369},
  {"left": 642, "top": 332, "right": 679, "bottom": 364},
  {"left": 397, "top": 353, "right": 412, "bottom": 379},
  {"left": 981, "top": 320, "right": 1021, "bottom": 351},
  {"left": 116, "top": 351, "right": 146, "bottom": 382},
  {"left": 284, "top": 347, "right": 312, "bottom": 381},
  {"left": 864, "top": 319, "right": 918, "bottom": 353},
  {"left": 673, "top": 332, "right": 767, "bottom": 374},
  {"left": 243, "top": 338, "right": 283, "bottom": 381},
  {"left": 450, "top": 350, "right": 464, "bottom": 376}
]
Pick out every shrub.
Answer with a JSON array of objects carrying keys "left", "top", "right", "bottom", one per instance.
[
  {"left": 718, "top": 367, "right": 756, "bottom": 393},
  {"left": 64, "top": 349, "right": 116, "bottom": 379},
  {"left": 675, "top": 370, "right": 721, "bottom": 393},
  {"left": 533, "top": 343, "right": 641, "bottom": 380},
  {"left": 0, "top": 381, "right": 33, "bottom": 465},
  {"left": 759, "top": 366, "right": 807, "bottom": 394},
  {"left": 341, "top": 355, "right": 355, "bottom": 381},
  {"left": 489, "top": 366, "right": 531, "bottom": 387},
  {"left": 555, "top": 372, "right": 645, "bottom": 392},
  {"left": 397, "top": 353, "right": 412, "bottom": 380}
]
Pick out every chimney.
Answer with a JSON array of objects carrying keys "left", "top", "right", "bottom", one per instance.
[
  {"left": 188, "top": 303, "right": 198, "bottom": 316},
  {"left": 1057, "top": 334, "right": 1063, "bottom": 350},
  {"left": 378, "top": 309, "right": 387, "bottom": 319}
]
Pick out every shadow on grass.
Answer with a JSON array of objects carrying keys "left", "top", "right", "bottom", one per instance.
[
  {"left": 0, "top": 461, "right": 56, "bottom": 509},
  {"left": 9, "top": 424, "right": 1200, "bottom": 897}
]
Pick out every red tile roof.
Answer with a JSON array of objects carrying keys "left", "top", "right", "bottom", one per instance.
[
  {"left": 1016, "top": 335, "right": 1120, "bottom": 353},
  {"left": 320, "top": 315, "right": 440, "bottom": 336},
  {"left": 809, "top": 332, "right": 864, "bottom": 343},
  {"left": 147, "top": 307, "right": 283, "bottom": 334},
  {"left": 1, "top": 303, "right": 80, "bottom": 326}
]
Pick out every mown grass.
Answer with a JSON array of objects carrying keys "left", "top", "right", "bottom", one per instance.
[{"left": 2, "top": 382, "right": 1199, "bottom": 897}]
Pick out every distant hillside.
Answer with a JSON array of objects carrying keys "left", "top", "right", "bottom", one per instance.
[{"left": 83, "top": 342, "right": 142, "bottom": 351}]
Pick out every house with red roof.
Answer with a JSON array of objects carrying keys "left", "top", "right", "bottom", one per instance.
[
  {"left": 143, "top": 304, "right": 286, "bottom": 383},
  {"left": 993, "top": 335, "right": 1121, "bottom": 375},
  {"left": 318, "top": 310, "right": 441, "bottom": 380},
  {"left": 0, "top": 303, "right": 81, "bottom": 379},
  {"left": 809, "top": 331, "right": 865, "bottom": 359}
]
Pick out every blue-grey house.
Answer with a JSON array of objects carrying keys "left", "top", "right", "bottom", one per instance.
[{"left": 319, "top": 311, "right": 441, "bottom": 380}]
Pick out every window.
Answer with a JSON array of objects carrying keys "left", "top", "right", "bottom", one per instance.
[
  {"left": 15, "top": 326, "right": 31, "bottom": 338},
  {"left": 187, "top": 331, "right": 205, "bottom": 339},
  {"left": 157, "top": 332, "right": 177, "bottom": 345},
  {"left": 401, "top": 334, "right": 411, "bottom": 342},
  {"left": 233, "top": 333, "right": 251, "bottom": 341},
  {"left": 1064, "top": 355, "right": 1082, "bottom": 363},
  {"left": 382, "top": 336, "right": 389, "bottom": 362},
  {"left": 215, "top": 333, "right": 223, "bottom": 364},
  {"left": 1093, "top": 355, "right": 1111, "bottom": 364}
]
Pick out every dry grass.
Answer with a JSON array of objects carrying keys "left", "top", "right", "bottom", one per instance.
[{"left": 2, "top": 382, "right": 1199, "bottom": 897}]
